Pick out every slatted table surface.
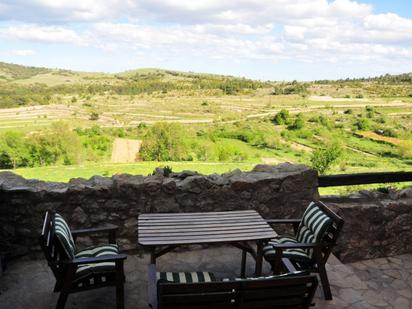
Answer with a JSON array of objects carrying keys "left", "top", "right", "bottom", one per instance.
[{"left": 138, "top": 210, "right": 276, "bottom": 245}]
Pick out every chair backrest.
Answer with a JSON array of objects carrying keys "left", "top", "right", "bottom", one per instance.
[
  {"left": 296, "top": 201, "right": 344, "bottom": 260},
  {"left": 39, "top": 211, "right": 75, "bottom": 281},
  {"left": 157, "top": 275, "right": 318, "bottom": 309},
  {"left": 315, "top": 201, "right": 344, "bottom": 261}
]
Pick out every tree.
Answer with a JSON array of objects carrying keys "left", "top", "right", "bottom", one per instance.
[
  {"left": 0, "top": 131, "right": 30, "bottom": 168},
  {"left": 29, "top": 122, "right": 82, "bottom": 166},
  {"left": 311, "top": 142, "right": 344, "bottom": 175},
  {"left": 140, "top": 123, "right": 190, "bottom": 161}
]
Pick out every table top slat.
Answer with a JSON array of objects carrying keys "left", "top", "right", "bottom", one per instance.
[
  {"left": 139, "top": 227, "right": 274, "bottom": 237},
  {"left": 138, "top": 224, "right": 269, "bottom": 233},
  {"left": 139, "top": 210, "right": 257, "bottom": 218},
  {"left": 139, "top": 233, "right": 277, "bottom": 245},
  {"left": 139, "top": 214, "right": 262, "bottom": 222}
]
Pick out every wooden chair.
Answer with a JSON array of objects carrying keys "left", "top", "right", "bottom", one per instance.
[
  {"left": 262, "top": 201, "right": 344, "bottom": 300},
  {"left": 148, "top": 264, "right": 318, "bottom": 309},
  {"left": 39, "top": 210, "right": 127, "bottom": 309}
]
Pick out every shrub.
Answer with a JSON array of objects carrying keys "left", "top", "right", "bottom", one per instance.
[
  {"left": 398, "top": 141, "right": 412, "bottom": 159},
  {"left": 272, "top": 109, "right": 291, "bottom": 125},
  {"left": 89, "top": 112, "right": 99, "bottom": 120},
  {"left": 288, "top": 113, "right": 305, "bottom": 130},
  {"left": 311, "top": 142, "right": 344, "bottom": 175},
  {"left": 354, "top": 117, "right": 370, "bottom": 130}
]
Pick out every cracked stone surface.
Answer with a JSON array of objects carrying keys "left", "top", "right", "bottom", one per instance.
[{"left": 0, "top": 247, "right": 411, "bottom": 308}]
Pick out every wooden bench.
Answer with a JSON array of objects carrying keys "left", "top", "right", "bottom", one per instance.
[{"left": 148, "top": 264, "right": 318, "bottom": 309}]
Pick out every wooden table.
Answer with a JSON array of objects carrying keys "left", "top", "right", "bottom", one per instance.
[{"left": 138, "top": 210, "right": 277, "bottom": 276}]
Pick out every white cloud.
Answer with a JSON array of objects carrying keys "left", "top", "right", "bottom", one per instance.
[
  {"left": 11, "top": 49, "right": 36, "bottom": 56},
  {"left": 0, "top": 24, "right": 85, "bottom": 45},
  {"left": 0, "top": 0, "right": 411, "bottom": 78}
]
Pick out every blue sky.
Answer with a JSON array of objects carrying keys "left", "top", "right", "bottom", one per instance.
[{"left": 0, "top": 0, "right": 411, "bottom": 81}]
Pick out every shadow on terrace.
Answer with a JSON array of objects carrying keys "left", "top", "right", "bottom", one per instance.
[{"left": 0, "top": 166, "right": 411, "bottom": 308}]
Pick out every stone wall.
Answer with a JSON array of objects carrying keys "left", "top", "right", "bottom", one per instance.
[
  {"left": 1, "top": 163, "right": 411, "bottom": 264},
  {"left": 0, "top": 163, "right": 318, "bottom": 259},
  {"left": 322, "top": 188, "right": 412, "bottom": 263}
]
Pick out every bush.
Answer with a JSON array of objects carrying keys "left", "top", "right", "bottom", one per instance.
[
  {"left": 287, "top": 113, "right": 305, "bottom": 130},
  {"left": 311, "top": 142, "right": 344, "bottom": 174},
  {"left": 398, "top": 141, "right": 412, "bottom": 159},
  {"left": 89, "top": 112, "right": 99, "bottom": 120},
  {"left": 354, "top": 117, "right": 370, "bottom": 130},
  {"left": 272, "top": 109, "right": 291, "bottom": 125}
]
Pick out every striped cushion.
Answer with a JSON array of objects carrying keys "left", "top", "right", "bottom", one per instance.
[
  {"left": 296, "top": 202, "right": 332, "bottom": 257},
  {"left": 299, "top": 202, "right": 332, "bottom": 242},
  {"left": 263, "top": 236, "right": 311, "bottom": 262},
  {"left": 54, "top": 213, "right": 76, "bottom": 259},
  {"left": 75, "top": 244, "right": 119, "bottom": 279},
  {"left": 157, "top": 271, "right": 216, "bottom": 283}
]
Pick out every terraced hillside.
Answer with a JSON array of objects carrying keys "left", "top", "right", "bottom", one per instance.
[{"left": 0, "top": 62, "right": 411, "bottom": 189}]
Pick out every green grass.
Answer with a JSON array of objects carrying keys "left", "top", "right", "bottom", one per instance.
[
  {"left": 2, "top": 162, "right": 258, "bottom": 182},
  {"left": 319, "top": 182, "right": 412, "bottom": 195}
]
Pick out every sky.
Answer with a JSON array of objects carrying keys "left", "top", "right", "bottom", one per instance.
[{"left": 0, "top": 0, "right": 411, "bottom": 81}]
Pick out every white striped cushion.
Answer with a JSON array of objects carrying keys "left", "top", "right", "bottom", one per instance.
[
  {"left": 54, "top": 213, "right": 76, "bottom": 259},
  {"left": 75, "top": 244, "right": 119, "bottom": 278},
  {"left": 295, "top": 202, "right": 332, "bottom": 258},
  {"left": 263, "top": 236, "right": 311, "bottom": 262},
  {"left": 299, "top": 202, "right": 332, "bottom": 242},
  {"left": 157, "top": 271, "right": 216, "bottom": 283}
]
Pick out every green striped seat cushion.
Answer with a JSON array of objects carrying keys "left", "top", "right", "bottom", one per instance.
[
  {"left": 263, "top": 236, "right": 311, "bottom": 262},
  {"left": 75, "top": 244, "right": 119, "bottom": 279},
  {"left": 157, "top": 271, "right": 216, "bottom": 283},
  {"left": 54, "top": 213, "right": 76, "bottom": 259},
  {"left": 296, "top": 202, "right": 332, "bottom": 257}
]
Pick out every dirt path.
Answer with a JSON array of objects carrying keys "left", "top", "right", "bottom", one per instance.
[{"left": 111, "top": 138, "right": 142, "bottom": 163}]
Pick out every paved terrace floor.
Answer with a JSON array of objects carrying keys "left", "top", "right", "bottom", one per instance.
[{"left": 1, "top": 246, "right": 411, "bottom": 309}]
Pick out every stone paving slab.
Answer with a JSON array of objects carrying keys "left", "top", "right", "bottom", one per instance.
[{"left": 0, "top": 246, "right": 411, "bottom": 308}]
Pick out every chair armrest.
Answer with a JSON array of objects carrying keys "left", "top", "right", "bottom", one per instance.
[
  {"left": 148, "top": 264, "right": 158, "bottom": 309},
  {"left": 71, "top": 225, "right": 118, "bottom": 243},
  {"left": 272, "top": 242, "right": 331, "bottom": 249},
  {"left": 58, "top": 254, "right": 127, "bottom": 266}
]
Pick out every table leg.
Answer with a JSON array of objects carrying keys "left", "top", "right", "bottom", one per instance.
[
  {"left": 150, "top": 247, "right": 156, "bottom": 264},
  {"left": 241, "top": 250, "right": 247, "bottom": 278},
  {"left": 255, "top": 240, "right": 263, "bottom": 276}
]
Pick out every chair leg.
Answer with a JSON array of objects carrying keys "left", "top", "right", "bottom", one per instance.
[
  {"left": 56, "top": 292, "right": 68, "bottom": 309},
  {"left": 318, "top": 263, "right": 332, "bottom": 300},
  {"left": 116, "top": 282, "right": 124, "bottom": 309},
  {"left": 115, "top": 260, "right": 125, "bottom": 309}
]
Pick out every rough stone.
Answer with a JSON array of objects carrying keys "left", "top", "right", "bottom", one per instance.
[{"left": 0, "top": 164, "right": 318, "bottom": 259}]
